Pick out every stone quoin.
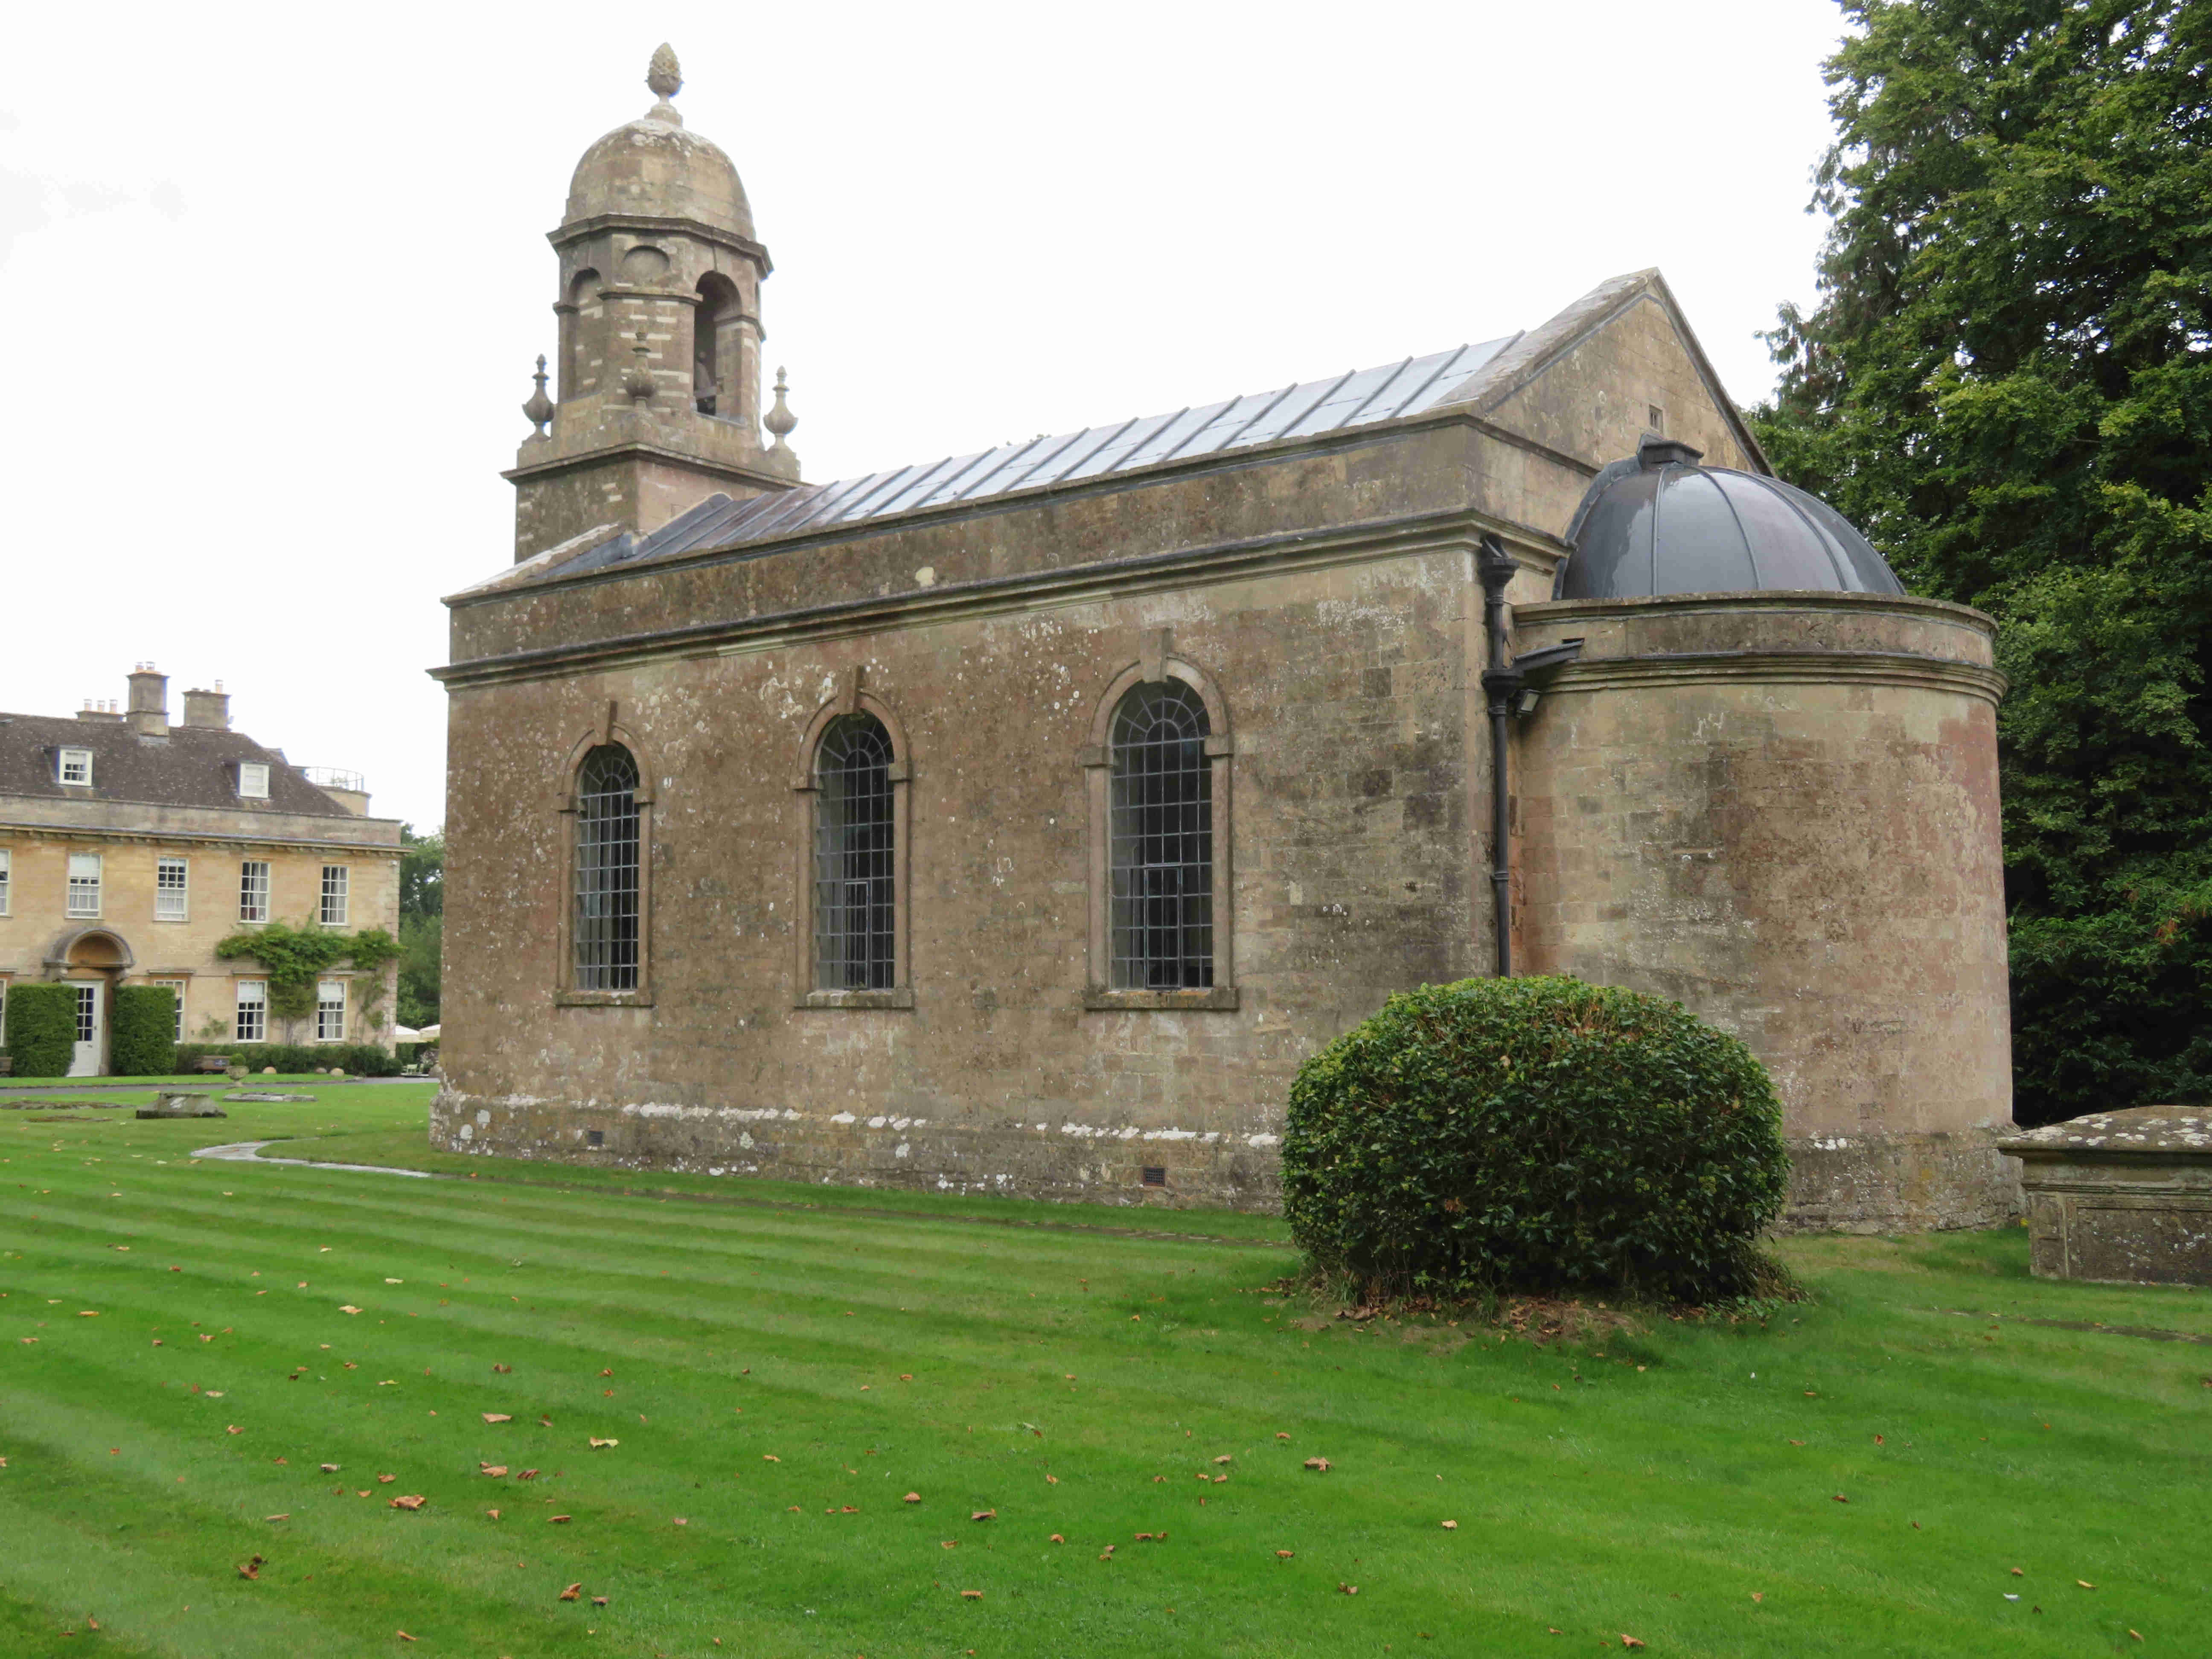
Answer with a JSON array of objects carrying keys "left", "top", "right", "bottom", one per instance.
[{"left": 430, "top": 48, "right": 2017, "bottom": 1230}]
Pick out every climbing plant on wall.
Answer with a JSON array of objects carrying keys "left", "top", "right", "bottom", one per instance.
[{"left": 213, "top": 921, "right": 402, "bottom": 1024}]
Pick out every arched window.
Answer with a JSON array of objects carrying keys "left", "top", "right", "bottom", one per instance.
[
  {"left": 694, "top": 273, "right": 739, "bottom": 416},
  {"left": 1109, "top": 681, "right": 1213, "bottom": 989},
  {"left": 573, "top": 744, "right": 640, "bottom": 991},
  {"left": 812, "top": 713, "right": 895, "bottom": 990},
  {"left": 558, "top": 268, "right": 600, "bottom": 401}
]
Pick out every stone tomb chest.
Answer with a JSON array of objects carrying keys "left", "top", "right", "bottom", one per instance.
[{"left": 2001, "top": 1106, "right": 2212, "bottom": 1285}]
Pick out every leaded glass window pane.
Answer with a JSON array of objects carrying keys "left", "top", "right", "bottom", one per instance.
[
  {"left": 573, "top": 745, "right": 640, "bottom": 991},
  {"left": 1109, "top": 681, "right": 1213, "bottom": 989},
  {"left": 813, "top": 714, "right": 895, "bottom": 990}
]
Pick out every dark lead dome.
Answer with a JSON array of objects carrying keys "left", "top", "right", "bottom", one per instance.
[{"left": 1555, "top": 434, "right": 1904, "bottom": 600}]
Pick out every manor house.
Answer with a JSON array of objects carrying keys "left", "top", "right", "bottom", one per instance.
[
  {"left": 0, "top": 668, "right": 402, "bottom": 1073},
  {"left": 433, "top": 48, "right": 2015, "bottom": 1229}
]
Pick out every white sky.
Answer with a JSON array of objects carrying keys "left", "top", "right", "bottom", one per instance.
[{"left": 0, "top": 0, "right": 1853, "bottom": 831}]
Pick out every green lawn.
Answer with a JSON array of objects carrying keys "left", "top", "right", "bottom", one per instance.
[{"left": 0, "top": 1088, "right": 2205, "bottom": 1656}]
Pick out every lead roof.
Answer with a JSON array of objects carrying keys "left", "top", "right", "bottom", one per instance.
[
  {"left": 564, "top": 336, "right": 1521, "bottom": 577},
  {"left": 0, "top": 714, "right": 354, "bottom": 819}
]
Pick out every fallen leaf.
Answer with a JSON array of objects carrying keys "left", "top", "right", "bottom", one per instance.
[
  {"left": 1304, "top": 1458, "right": 1331, "bottom": 1473},
  {"left": 518, "top": 1469, "right": 538, "bottom": 1480},
  {"left": 1049, "top": 1534, "right": 1065, "bottom": 1543},
  {"left": 486, "top": 1509, "right": 501, "bottom": 1520},
  {"left": 1750, "top": 1592, "right": 1763, "bottom": 1603},
  {"left": 1339, "top": 1583, "right": 1358, "bottom": 1596},
  {"left": 483, "top": 1413, "right": 513, "bottom": 1424},
  {"left": 941, "top": 1541, "right": 957, "bottom": 1550},
  {"left": 763, "top": 1454, "right": 780, "bottom": 1463},
  {"left": 1441, "top": 1520, "right": 1458, "bottom": 1530},
  {"left": 264, "top": 1514, "right": 288, "bottom": 1522},
  {"left": 1276, "top": 1550, "right": 1294, "bottom": 1559},
  {"left": 904, "top": 1493, "right": 921, "bottom": 1504},
  {"left": 389, "top": 1495, "right": 425, "bottom": 1511},
  {"left": 2078, "top": 1581, "right": 2096, "bottom": 1589},
  {"left": 1831, "top": 1494, "right": 1848, "bottom": 1503},
  {"left": 397, "top": 1633, "right": 416, "bottom": 1644},
  {"left": 1874, "top": 1434, "right": 1884, "bottom": 1445},
  {"left": 77, "top": 1311, "right": 99, "bottom": 1318},
  {"left": 339, "top": 1306, "right": 361, "bottom": 1315},
  {"left": 493, "top": 1363, "right": 512, "bottom": 1374},
  {"left": 236, "top": 1557, "right": 261, "bottom": 1580},
  {"left": 2131, "top": 1630, "right": 2144, "bottom": 1641},
  {"left": 1213, "top": 1455, "right": 1232, "bottom": 1465},
  {"left": 960, "top": 1589, "right": 983, "bottom": 1600},
  {"left": 672, "top": 1517, "right": 687, "bottom": 1526},
  {"left": 1046, "top": 1474, "right": 1059, "bottom": 1485},
  {"left": 225, "top": 1426, "right": 243, "bottom": 1435},
  {"left": 591, "top": 1596, "right": 608, "bottom": 1607},
  {"left": 600, "top": 1368, "right": 612, "bottom": 1377},
  {"left": 972, "top": 1509, "right": 995, "bottom": 1522},
  {"left": 588, "top": 1438, "right": 619, "bottom": 1449},
  {"left": 2011, "top": 1568, "right": 2023, "bottom": 1577},
  {"left": 549, "top": 1515, "right": 572, "bottom": 1524},
  {"left": 558, "top": 1583, "right": 582, "bottom": 1602},
  {"left": 482, "top": 1465, "right": 509, "bottom": 1478},
  {"left": 1622, "top": 1639, "right": 1645, "bottom": 1651},
  {"left": 378, "top": 1475, "right": 396, "bottom": 1484}
]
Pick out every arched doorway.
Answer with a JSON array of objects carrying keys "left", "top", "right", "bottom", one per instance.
[{"left": 44, "top": 928, "right": 135, "bottom": 1077}]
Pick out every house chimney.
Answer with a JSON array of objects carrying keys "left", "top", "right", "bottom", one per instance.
[
  {"left": 77, "top": 697, "right": 123, "bottom": 723},
  {"left": 181, "top": 681, "right": 231, "bottom": 730},
  {"left": 126, "top": 662, "right": 169, "bottom": 736}
]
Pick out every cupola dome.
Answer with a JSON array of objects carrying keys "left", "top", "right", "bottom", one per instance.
[
  {"left": 562, "top": 45, "right": 754, "bottom": 240},
  {"left": 1555, "top": 434, "right": 1903, "bottom": 600}
]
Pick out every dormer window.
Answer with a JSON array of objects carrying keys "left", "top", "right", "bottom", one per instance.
[
  {"left": 238, "top": 763, "right": 270, "bottom": 799},
  {"left": 58, "top": 748, "right": 92, "bottom": 786}
]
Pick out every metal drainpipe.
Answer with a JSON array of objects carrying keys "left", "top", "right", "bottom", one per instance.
[{"left": 1476, "top": 535, "right": 1519, "bottom": 979}]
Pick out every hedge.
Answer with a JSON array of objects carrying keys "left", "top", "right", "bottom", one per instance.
[
  {"left": 3, "top": 982, "right": 77, "bottom": 1079},
  {"left": 110, "top": 985, "right": 178, "bottom": 1077},
  {"left": 174, "top": 1042, "right": 402, "bottom": 1078},
  {"left": 1281, "top": 975, "right": 1790, "bottom": 1302}
]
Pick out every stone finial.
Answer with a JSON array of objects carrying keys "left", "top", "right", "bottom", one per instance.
[
  {"left": 623, "top": 329, "right": 657, "bottom": 404},
  {"left": 645, "top": 43, "right": 684, "bottom": 124},
  {"left": 764, "top": 366, "right": 797, "bottom": 446},
  {"left": 522, "top": 354, "right": 555, "bottom": 436}
]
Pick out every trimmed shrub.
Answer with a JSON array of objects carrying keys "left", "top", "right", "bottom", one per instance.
[
  {"left": 110, "top": 986, "right": 178, "bottom": 1077},
  {"left": 1282, "top": 976, "right": 1790, "bottom": 1301},
  {"left": 3, "top": 982, "right": 77, "bottom": 1079},
  {"left": 173, "top": 1042, "right": 401, "bottom": 1078}
]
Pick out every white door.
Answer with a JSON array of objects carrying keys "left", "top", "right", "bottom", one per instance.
[{"left": 67, "top": 982, "right": 103, "bottom": 1077}]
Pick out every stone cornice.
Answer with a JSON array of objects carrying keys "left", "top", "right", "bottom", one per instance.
[
  {"left": 0, "top": 806, "right": 403, "bottom": 857},
  {"left": 1515, "top": 590, "right": 1998, "bottom": 633},
  {"left": 502, "top": 437, "right": 795, "bottom": 491},
  {"left": 460, "top": 405, "right": 1594, "bottom": 615},
  {"left": 549, "top": 213, "right": 771, "bottom": 273},
  {"left": 1542, "top": 648, "right": 2009, "bottom": 705},
  {"left": 433, "top": 506, "right": 1568, "bottom": 690}
]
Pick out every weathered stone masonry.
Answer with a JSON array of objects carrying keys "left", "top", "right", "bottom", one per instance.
[{"left": 431, "top": 51, "right": 2017, "bottom": 1230}]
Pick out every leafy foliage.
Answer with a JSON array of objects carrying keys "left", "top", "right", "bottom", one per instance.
[
  {"left": 109, "top": 985, "right": 178, "bottom": 1077},
  {"left": 1281, "top": 977, "right": 1790, "bottom": 1301},
  {"left": 212, "top": 920, "right": 402, "bottom": 1024},
  {"left": 1754, "top": 1, "right": 2212, "bottom": 1121},
  {"left": 399, "top": 825, "right": 442, "bottom": 1029},
  {"left": 174, "top": 1042, "right": 402, "bottom": 1077},
  {"left": 3, "top": 981, "right": 76, "bottom": 1078}
]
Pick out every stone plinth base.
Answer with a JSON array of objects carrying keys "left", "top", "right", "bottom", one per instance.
[
  {"left": 431, "top": 1090, "right": 1282, "bottom": 1212},
  {"left": 2000, "top": 1107, "right": 2212, "bottom": 1285},
  {"left": 1779, "top": 1129, "right": 2022, "bottom": 1234}
]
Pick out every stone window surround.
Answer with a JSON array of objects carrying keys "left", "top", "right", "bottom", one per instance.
[
  {"left": 1079, "top": 635, "right": 1238, "bottom": 1012},
  {"left": 320, "top": 863, "right": 350, "bottom": 927},
  {"left": 147, "top": 974, "right": 191, "bottom": 1043},
  {"left": 790, "top": 671, "right": 913, "bottom": 1010},
  {"left": 315, "top": 976, "right": 348, "bottom": 1042},
  {"left": 553, "top": 709, "right": 656, "bottom": 1007},
  {"left": 0, "top": 844, "right": 9, "bottom": 916},
  {"left": 155, "top": 855, "right": 190, "bottom": 923},
  {"left": 66, "top": 851, "right": 103, "bottom": 919}
]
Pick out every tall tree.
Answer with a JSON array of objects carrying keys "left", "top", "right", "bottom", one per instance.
[
  {"left": 397, "top": 825, "right": 443, "bottom": 1030},
  {"left": 1755, "top": 0, "right": 2212, "bottom": 1122}
]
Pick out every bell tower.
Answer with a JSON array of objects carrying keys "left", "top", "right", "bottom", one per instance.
[{"left": 507, "top": 46, "right": 800, "bottom": 562}]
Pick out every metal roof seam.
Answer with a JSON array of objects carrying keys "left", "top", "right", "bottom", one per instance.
[
  {"left": 1333, "top": 356, "right": 1415, "bottom": 430},
  {"left": 1217, "top": 383, "right": 1303, "bottom": 452}
]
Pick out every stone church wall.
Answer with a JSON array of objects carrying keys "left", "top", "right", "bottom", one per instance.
[{"left": 434, "top": 537, "right": 1493, "bottom": 1207}]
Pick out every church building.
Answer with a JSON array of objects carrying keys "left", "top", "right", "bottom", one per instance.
[{"left": 433, "top": 49, "right": 2016, "bottom": 1230}]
